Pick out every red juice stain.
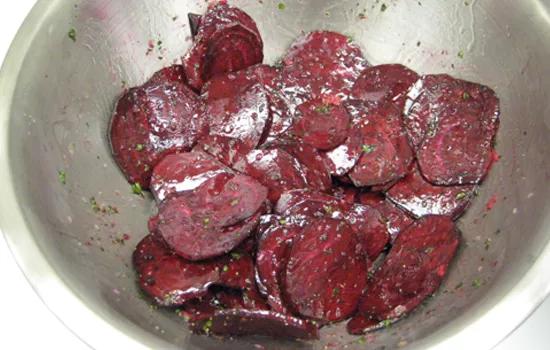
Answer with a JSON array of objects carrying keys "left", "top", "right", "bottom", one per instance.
[{"left": 486, "top": 195, "right": 498, "bottom": 211}]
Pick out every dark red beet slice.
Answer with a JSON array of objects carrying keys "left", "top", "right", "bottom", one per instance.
[
  {"left": 157, "top": 175, "right": 267, "bottom": 260},
  {"left": 323, "top": 123, "right": 364, "bottom": 176},
  {"left": 110, "top": 69, "right": 205, "bottom": 188},
  {"left": 346, "top": 204, "right": 390, "bottom": 261},
  {"left": 194, "top": 134, "right": 251, "bottom": 167},
  {"left": 330, "top": 186, "right": 360, "bottom": 204},
  {"left": 348, "top": 216, "right": 459, "bottom": 333},
  {"left": 149, "top": 65, "right": 187, "bottom": 84},
  {"left": 358, "top": 192, "right": 414, "bottom": 241},
  {"left": 348, "top": 103, "right": 414, "bottom": 187},
  {"left": 233, "top": 149, "right": 308, "bottom": 204},
  {"left": 351, "top": 64, "right": 419, "bottom": 111},
  {"left": 133, "top": 235, "right": 253, "bottom": 306},
  {"left": 256, "top": 220, "right": 305, "bottom": 313},
  {"left": 183, "top": 3, "right": 263, "bottom": 90},
  {"left": 188, "top": 13, "right": 202, "bottom": 39},
  {"left": 291, "top": 98, "right": 351, "bottom": 151},
  {"left": 284, "top": 218, "right": 367, "bottom": 322},
  {"left": 280, "top": 31, "right": 367, "bottom": 105},
  {"left": 150, "top": 151, "right": 231, "bottom": 202},
  {"left": 387, "top": 164, "right": 475, "bottom": 219},
  {"left": 404, "top": 74, "right": 499, "bottom": 185},
  {"left": 189, "top": 309, "right": 319, "bottom": 340},
  {"left": 275, "top": 189, "right": 351, "bottom": 219}
]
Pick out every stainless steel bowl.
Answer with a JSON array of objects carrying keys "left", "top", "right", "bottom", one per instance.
[{"left": 1, "top": 0, "right": 549, "bottom": 349}]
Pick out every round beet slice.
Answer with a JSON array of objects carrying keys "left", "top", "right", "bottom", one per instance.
[
  {"left": 284, "top": 218, "right": 367, "bottom": 323},
  {"left": 275, "top": 189, "right": 351, "bottom": 219},
  {"left": 150, "top": 151, "right": 231, "bottom": 202},
  {"left": 291, "top": 98, "right": 351, "bottom": 151},
  {"left": 351, "top": 64, "right": 419, "bottom": 111},
  {"left": 233, "top": 149, "right": 308, "bottom": 204},
  {"left": 157, "top": 175, "right": 267, "bottom": 260},
  {"left": 346, "top": 204, "right": 390, "bottom": 261},
  {"left": 404, "top": 75, "right": 499, "bottom": 185},
  {"left": 183, "top": 3, "right": 263, "bottom": 91},
  {"left": 189, "top": 309, "right": 319, "bottom": 340},
  {"left": 349, "top": 216, "right": 459, "bottom": 333},
  {"left": 256, "top": 220, "right": 305, "bottom": 313},
  {"left": 387, "top": 163, "right": 476, "bottom": 219},
  {"left": 358, "top": 192, "right": 414, "bottom": 241},
  {"left": 109, "top": 69, "right": 205, "bottom": 189},
  {"left": 348, "top": 103, "right": 414, "bottom": 187}
]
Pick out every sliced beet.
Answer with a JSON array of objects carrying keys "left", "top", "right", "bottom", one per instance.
[
  {"left": 349, "top": 216, "right": 459, "bottom": 333},
  {"left": 183, "top": 3, "right": 263, "bottom": 90},
  {"left": 351, "top": 64, "right": 419, "bottom": 111},
  {"left": 149, "top": 64, "right": 187, "bottom": 85},
  {"left": 348, "top": 103, "right": 414, "bottom": 187},
  {"left": 358, "top": 192, "right": 414, "bottom": 241},
  {"left": 157, "top": 175, "right": 267, "bottom": 260},
  {"left": 233, "top": 149, "right": 308, "bottom": 204},
  {"left": 275, "top": 189, "right": 351, "bottom": 219},
  {"left": 346, "top": 204, "right": 390, "bottom": 261},
  {"left": 323, "top": 123, "right": 364, "bottom": 176},
  {"left": 330, "top": 186, "right": 360, "bottom": 204},
  {"left": 291, "top": 98, "right": 351, "bottom": 151},
  {"left": 201, "top": 83, "right": 271, "bottom": 163},
  {"left": 109, "top": 69, "right": 205, "bottom": 188},
  {"left": 189, "top": 309, "right": 319, "bottom": 340},
  {"left": 403, "top": 74, "right": 500, "bottom": 185},
  {"left": 280, "top": 31, "right": 367, "bottom": 104},
  {"left": 256, "top": 220, "right": 305, "bottom": 313},
  {"left": 284, "top": 218, "right": 367, "bottom": 322},
  {"left": 188, "top": 13, "right": 203, "bottom": 39},
  {"left": 133, "top": 235, "right": 218, "bottom": 306},
  {"left": 150, "top": 151, "right": 231, "bottom": 202},
  {"left": 387, "top": 164, "right": 475, "bottom": 219},
  {"left": 194, "top": 134, "right": 252, "bottom": 167}
]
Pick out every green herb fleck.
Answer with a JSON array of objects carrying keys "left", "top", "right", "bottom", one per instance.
[
  {"left": 454, "top": 281, "right": 464, "bottom": 290},
  {"left": 323, "top": 205, "right": 334, "bottom": 214},
  {"left": 278, "top": 2, "right": 286, "bottom": 10},
  {"left": 68, "top": 28, "right": 77, "bottom": 42},
  {"left": 424, "top": 246, "right": 435, "bottom": 254},
  {"left": 202, "top": 318, "right": 213, "bottom": 333},
  {"left": 230, "top": 199, "right": 240, "bottom": 206},
  {"left": 332, "top": 287, "right": 341, "bottom": 296},
  {"left": 58, "top": 170, "right": 67, "bottom": 185},
  {"left": 472, "top": 278, "right": 482, "bottom": 288},
  {"left": 463, "top": 91, "right": 471, "bottom": 100},
  {"left": 455, "top": 192, "right": 468, "bottom": 200},
  {"left": 382, "top": 319, "right": 392, "bottom": 328},
  {"left": 135, "top": 144, "right": 144, "bottom": 151},
  {"left": 346, "top": 35, "right": 354, "bottom": 43},
  {"left": 380, "top": 3, "right": 388, "bottom": 12},
  {"left": 203, "top": 217, "right": 210, "bottom": 226},
  {"left": 279, "top": 218, "right": 287, "bottom": 225},
  {"left": 484, "top": 238, "right": 492, "bottom": 251},
  {"left": 230, "top": 252, "right": 242, "bottom": 260},
  {"left": 90, "top": 197, "right": 100, "bottom": 213},
  {"left": 458, "top": 50, "right": 465, "bottom": 59},
  {"left": 362, "top": 144, "right": 376, "bottom": 154},
  {"left": 464, "top": 1, "right": 470, "bottom": 5},
  {"left": 131, "top": 183, "right": 144, "bottom": 196},
  {"left": 357, "top": 336, "right": 367, "bottom": 345},
  {"left": 222, "top": 265, "right": 229, "bottom": 272},
  {"left": 315, "top": 104, "right": 331, "bottom": 114}
]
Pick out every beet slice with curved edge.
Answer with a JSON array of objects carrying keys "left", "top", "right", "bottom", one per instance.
[
  {"left": 358, "top": 192, "right": 414, "bottom": 241},
  {"left": 280, "top": 31, "right": 367, "bottom": 106},
  {"left": 346, "top": 204, "right": 390, "bottom": 261},
  {"left": 256, "top": 219, "right": 305, "bottom": 313},
  {"left": 348, "top": 103, "right": 414, "bottom": 187},
  {"left": 183, "top": 3, "right": 263, "bottom": 91},
  {"left": 291, "top": 98, "right": 351, "bottom": 151},
  {"left": 275, "top": 189, "right": 351, "bottom": 219},
  {"left": 351, "top": 64, "right": 419, "bottom": 111},
  {"left": 404, "top": 74, "right": 499, "bottom": 185},
  {"left": 150, "top": 151, "right": 232, "bottom": 202},
  {"left": 194, "top": 134, "right": 252, "bottom": 167},
  {"left": 284, "top": 218, "right": 367, "bottom": 323},
  {"left": 331, "top": 186, "right": 360, "bottom": 204},
  {"left": 157, "top": 175, "right": 268, "bottom": 260},
  {"left": 387, "top": 164, "right": 476, "bottom": 219},
  {"left": 233, "top": 148, "right": 308, "bottom": 204},
  {"left": 347, "top": 216, "right": 459, "bottom": 334},
  {"left": 133, "top": 235, "right": 255, "bottom": 306},
  {"left": 110, "top": 68, "right": 205, "bottom": 188},
  {"left": 189, "top": 309, "right": 319, "bottom": 340}
]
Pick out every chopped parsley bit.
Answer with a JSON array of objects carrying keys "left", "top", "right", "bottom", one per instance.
[
  {"left": 472, "top": 278, "right": 482, "bottom": 288},
  {"left": 230, "top": 198, "right": 240, "bottom": 206},
  {"left": 382, "top": 319, "right": 392, "bottom": 328},
  {"left": 135, "top": 144, "right": 144, "bottom": 151},
  {"left": 58, "top": 170, "right": 67, "bottom": 185},
  {"left": 90, "top": 197, "right": 100, "bottom": 213},
  {"left": 458, "top": 50, "right": 465, "bottom": 59},
  {"left": 463, "top": 91, "right": 471, "bottom": 100},
  {"left": 203, "top": 217, "right": 210, "bottom": 226},
  {"left": 454, "top": 281, "right": 464, "bottom": 290},
  {"left": 464, "top": 1, "right": 470, "bottom": 5},
  {"left": 455, "top": 192, "right": 468, "bottom": 200},
  {"left": 346, "top": 35, "right": 354, "bottom": 43},
  {"left": 417, "top": 41, "right": 421, "bottom": 47},
  {"left": 332, "top": 287, "right": 341, "bottom": 296},
  {"left": 362, "top": 144, "right": 376, "bottom": 154},
  {"left": 315, "top": 104, "right": 332, "bottom": 114},
  {"left": 484, "top": 238, "right": 492, "bottom": 251},
  {"left": 230, "top": 252, "right": 242, "bottom": 260},
  {"left": 68, "top": 28, "right": 77, "bottom": 42},
  {"left": 279, "top": 218, "right": 287, "bottom": 225},
  {"left": 357, "top": 336, "right": 367, "bottom": 345},
  {"left": 323, "top": 205, "right": 334, "bottom": 214},
  {"left": 380, "top": 3, "right": 388, "bottom": 12},
  {"left": 424, "top": 246, "right": 435, "bottom": 254},
  {"left": 277, "top": 2, "right": 286, "bottom": 10},
  {"left": 202, "top": 318, "right": 213, "bottom": 333},
  {"left": 172, "top": 16, "right": 178, "bottom": 21},
  {"left": 222, "top": 265, "right": 229, "bottom": 272},
  {"left": 131, "top": 183, "right": 144, "bottom": 196}
]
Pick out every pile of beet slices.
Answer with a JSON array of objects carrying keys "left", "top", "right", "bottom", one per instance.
[{"left": 110, "top": 2, "right": 500, "bottom": 340}]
